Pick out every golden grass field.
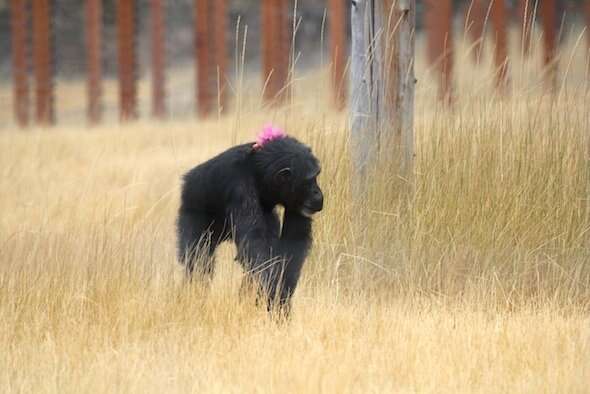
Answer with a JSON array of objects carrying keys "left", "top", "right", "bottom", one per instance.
[{"left": 1, "top": 29, "right": 590, "bottom": 393}]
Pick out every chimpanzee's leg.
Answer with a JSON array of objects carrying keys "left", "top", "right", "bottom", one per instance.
[{"left": 177, "top": 209, "right": 218, "bottom": 279}]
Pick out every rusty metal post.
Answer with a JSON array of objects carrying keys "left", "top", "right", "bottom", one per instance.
[
  {"left": 117, "top": 0, "right": 138, "bottom": 121},
  {"left": 262, "top": 0, "right": 273, "bottom": 101},
  {"left": 195, "top": 0, "right": 211, "bottom": 117},
  {"left": 272, "top": 0, "right": 282, "bottom": 101},
  {"left": 262, "top": 0, "right": 289, "bottom": 104},
  {"left": 329, "top": 0, "right": 346, "bottom": 110},
  {"left": 32, "top": 0, "right": 54, "bottom": 125},
  {"left": 212, "top": 0, "right": 227, "bottom": 114},
  {"left": 464, "top": 0, "right": 485, "bottom": 63},
  {"left": 151, "top": 0, "right": 166, "bottom": 118},
  {"left": 540, "top": 0, "right": 557, "bottom": 91},
  {"left": 424, "top": 0, "right": 453, "bottom": 104},
  {"left": 490, "top": 0, "right": 509, "bottom": 90},
  {"left": 86, "top": 0, "right": 102, "bottom": 125},
  {"left": 10, "top": 0, "right": 29, "bottom": 127},
  {"left": 278, "top": 0, "right": 291, "bottom": 103},
  {"left": 262, "top": 0, "right": 279, "bottom": 102},
  {"left": 516, "top": 0, "right": 534, "bottom": 56}
]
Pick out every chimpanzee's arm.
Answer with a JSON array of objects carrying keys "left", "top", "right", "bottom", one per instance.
[
  {"left": 229, "top": 191, "right": 312, "bottom": 312},
  {"left": 277, "top": 210, "right": 312, "bottom": 299},
  {"left": 229, "top": 193, "right": 277, "bottom": 268}
]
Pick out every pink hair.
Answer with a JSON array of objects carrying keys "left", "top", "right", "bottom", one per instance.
[{"left": 252, "top": 124, "right": 286, "bottom": 150}]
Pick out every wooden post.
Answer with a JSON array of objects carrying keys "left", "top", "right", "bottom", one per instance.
[
  {"left": 151, "top": 0, "right": 166, "bottom": 118},
  {"left": 329, "top": 0, "right": 346, "bottom": 110},
  {"left": 350, "top": 0, "right": 381, "bottom": 188},
  {"left": 586, "top": 1, "right": 590, "bottom": 50},
  {"left": 195, "top": 0, "right": 211, "bottom": 117},
  {"left": 32, "top": 0, "right": 54, "bottom": 125},
  {"left": 540, "top": 0, "right": 557, "bottom": 91},
  {"left": 516, "top": 0, "right": 534, "bottom": 56},
  {"left": 464, "top": 0, "right": 485, "bottom": 63},
  {"left": 117, "top": 0, "right": 138, "bottom": 121},
  {"left": 350, "top": 0, "right": 415, "bottom": 191},
  {"left": 213, "top": 0, "right": 227, "bottom": 114},
  {"left": 10, "top": 0, "right": 29, "bottom": 127},
  {"left": 424, "top": 0, "right": 453, "bottom": 104},
  {"left": 86, "top": 0, "right": 102, "bottom": 125},
  {"left": 384, "top": 0, "right": 415, "bottom": 177},
  {"left": 490, "top": 0, "right": 509, "bottom": 90}
]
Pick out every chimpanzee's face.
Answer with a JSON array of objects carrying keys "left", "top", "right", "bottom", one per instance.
[
  {"left": 257, "top": 136, "right": 323, "bottom": 216},
  {"left": 297, "top": 170, "right": 323, "bottom": 217},
  {"left": 274, "top": 165, "right": 323, "bottom": 217}
]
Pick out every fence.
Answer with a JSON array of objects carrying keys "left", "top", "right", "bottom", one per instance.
[{"left": 5, "top": 0, "right": 589, "bottom": 127}]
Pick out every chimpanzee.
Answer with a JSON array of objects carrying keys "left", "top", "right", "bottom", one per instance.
[{"left": 177, "top": 125, "right": 323, "bottom": 314}]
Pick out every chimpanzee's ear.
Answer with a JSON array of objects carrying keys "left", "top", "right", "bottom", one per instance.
[{"left": 275, "top": 167, "right": 292, "bottom": 183}]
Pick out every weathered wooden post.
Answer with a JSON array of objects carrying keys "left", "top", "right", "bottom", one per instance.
[
  {"left": 10, "top": 0, "right": 29, "bottom": 127},
  {"left": 384, "top": 0, "right": 415, "bottom": 178},
  {"left": 329, "top": 0, "right": 347, "bottom": 110},
  {"left": 117, "top": 0, "right": 138, "bottom": 121},
  {"left": 350, "top": 0, "right": 415, "bottom": 192},
  {"left": 151, "top": 0, "right": 166, "bottom": 118},
  {"left": 350, "top": 0, "right": 380, "bottom": 190},
  {"left": 32, "top": 0, "right": 54, "bottom": 125},
  {"left": 424, "top": 0, "right": 453, "bottom": 104},
  {"left": 86, "top": 0, "right": 102, "bottom": 125}
]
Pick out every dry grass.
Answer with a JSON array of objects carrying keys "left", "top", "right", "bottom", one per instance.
[{"left": 1, "top": 28, "right": 590, "bottom": 393}]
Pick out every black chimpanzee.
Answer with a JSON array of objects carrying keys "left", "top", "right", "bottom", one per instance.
[{"left": 177, "top": 126, "right": 323, "bottom": 314}]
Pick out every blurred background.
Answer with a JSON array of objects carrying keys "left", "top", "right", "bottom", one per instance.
[{"left": 0, "top": 0, "right": 588, "bottom": 127}]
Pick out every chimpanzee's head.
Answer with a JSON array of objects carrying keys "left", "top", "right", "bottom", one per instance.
[{"left": 252, "top": 135, "right": 323, "bottom": 217}]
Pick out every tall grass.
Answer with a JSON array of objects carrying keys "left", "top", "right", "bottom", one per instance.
[
  {"left": 0, "top": 27, "right": 589, "bottom": 392},
  {"left": 307, "top": 94, "right": 590, "bottom": 306}
]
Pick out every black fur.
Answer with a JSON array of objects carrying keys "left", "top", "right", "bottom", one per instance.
[{"left": 177, "top": 136, "right": 323, "bottom": 314}]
